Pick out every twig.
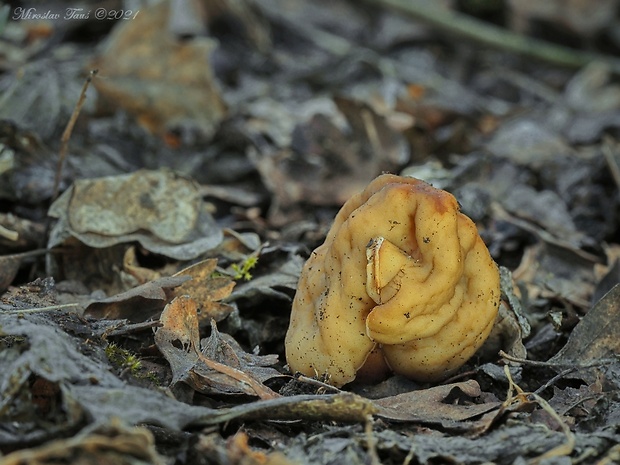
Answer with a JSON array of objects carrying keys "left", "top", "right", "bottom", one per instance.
[
  {"left": 31, "top": 70, "right": 98, "bottom": 280},
  {"left": 51, "top": 69, "right": 98, "bottom": 203},
  {"left": 191, "top": 392, "right": 378, "bottom": 426},
  {"left": 499, "top": 350, "right": 617, "bottom": 370},
  {"left": 365, "top": 0, "right": 620, "bottom": 73},
  {"left": 195, "top": 351, "right": 280, "bottom": 401},
  {"left": 1, "top": 302, "right": 80, "bottom": 313},
  {"left": 294, "top": 373, "right": 342, "bottom": 394},
  {"left": 533, "top": 369, "right": 578, "bottom": 396},
  {"left": 503, "top": 366, "right": 575, "bottom": 463},
  {"left": 499, "top": 350, "right": 557, "bottom": 368},
  {"left": 365, "top": 415, "right": 382, "bottom": 465},
  {"left": 100, "top": 320, "right": 163, "bottom": 338},
  {"left": 0, "top": 224, "right": 18, "bottom": 241}
]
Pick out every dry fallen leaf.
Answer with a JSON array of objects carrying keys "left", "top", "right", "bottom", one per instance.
[
  {"left": 0, "top": 254, "right": 22, "bottom": 292},
  {"left": 122, "top": 246, "right": 161, "bottom": 284},
  {"left": 85, "top": 275, "right": 190, "bottom": 321},
  {"left": 224, "top": 432, "right": 297, "bottom": 465},
  {"left": 0, "top": 419, "right": 166, "bottom": 465},
  {"left": 251, "top": 97, "right": 408, "bottom": 225},
  {"left": 549, "top": 284, "right": 620, "bottom": 367},
  {"left": 373, "top": 380, "right": 500, "bottom": 427},
  {"left": 91, "top": 0, "right": 226, "bottom": 138},
  {"left": 201, "top": 319, "right": 282, "bottom": 386},
  {"left": 48, "top": 169, "right": 223, "bottom": 260},
  {"left": 154, "top": 295, "right": 280, "bottom": 399},
  {"left": 173, "top": 258, "right": 236, "bottom": 324}
]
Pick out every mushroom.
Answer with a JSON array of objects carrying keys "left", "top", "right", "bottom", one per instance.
[{"left": 285, "top": 174, "right": 500, "bottom": 387}]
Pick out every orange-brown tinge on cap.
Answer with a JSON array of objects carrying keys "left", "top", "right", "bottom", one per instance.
[{"left": 284, "top": 174, "right": 500, "bottom": 387}]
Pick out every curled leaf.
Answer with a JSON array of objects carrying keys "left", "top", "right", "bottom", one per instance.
[
  {"left": 173, "top": 258, "right": 236, "bottom": 324},
  {"left": 154, "top": 295, "right": 279, "bottom": 399}
]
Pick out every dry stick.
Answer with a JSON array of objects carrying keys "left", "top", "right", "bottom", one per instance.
[
  {"left": 365, "top": 0, "right": 620, "bottom": 73},
  {"left": 51, "top": 69, "right": 98, "bottom": 203},
  {"left": 195, "top": 351, "right": 280, "bottom": 401},
  {"left": 28, "top": 70, "right": 98, "bottom": 280},
  {"left": 365, "top": 415, "right": 382, "bottom": 465},
  {"left": 499, "top": 350, "right": 617, "bottom": 369},
  {"left": 0, "top": 224, "right": 19, "bottom": 241},
  {"left": 0, "top": 302, "right": 80, "bottom": 313},
  {"left": 191, "top": 392, "right": 377, "bottom": 427},
  {"left": 503, "top": 366, "right": 575, "bottom": 463}
]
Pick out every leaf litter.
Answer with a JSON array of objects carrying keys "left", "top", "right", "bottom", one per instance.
[{"left": 2, "top": 0, "right": 620, "bottom": 463}]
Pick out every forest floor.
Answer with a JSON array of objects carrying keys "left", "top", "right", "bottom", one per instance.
[{"left": 1, "top": 0, "right": 620, "bottom": 464}]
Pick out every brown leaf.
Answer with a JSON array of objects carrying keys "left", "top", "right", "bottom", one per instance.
[
  {"left": 374, "top": 380, "right": 500, "bottom": 425},
  {"left": 90, "top": 0, "right": 226, "bottom": 138},
  {"left": 173, "top": 258, "right": 236, "bottom": 324},
  {"left": 154, "top": 295, "right": 279, "bottom": 399},
  {"left": 549, "top": 284, "right": 620, "bottom": 366},
  {"left": 0, "top": 254, "right": 21, "bottom": 292},
  {"left": 85, "top": 275, "right": 190, "bottom": 321},
  {"left": 0, "top": 420, "right": 167, "bottom": 465},
  {"left": 201, "top": 320, "right": 281, "bottom": 384},
  {"left": 252, "top": 98, "right": 408, "bottom": 225},
  {"left": 0, "top": 212, "right": 46, "bottom": 250},
  {"left": 48, "top": 169, "right": 223, "bottom": 261},
  {"left": 155, "top": 294, "right": 200, "bottom": 382},
  {"left": 225, "top": 432, "right": 296, "bottom": 465},
  {"left": 123, "top": 246, "right": 161, "bottom": 284}
]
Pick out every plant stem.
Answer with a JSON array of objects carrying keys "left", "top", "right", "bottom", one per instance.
[{"left": 366, "top": 0, "right": 620, "bottom": 73}]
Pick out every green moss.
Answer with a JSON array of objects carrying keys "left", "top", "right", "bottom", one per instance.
[
  {"left": 230, "top": 255, "right": 258, "bottom": 281},
  {"left": 105, "top": 343, "right": 142, "bottom": 375}
]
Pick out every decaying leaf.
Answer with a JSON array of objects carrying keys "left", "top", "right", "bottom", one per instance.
[
  {"left": 549, "top": 284, "right": 620, "bottom": 367},
  {"left": 122, "top": 245, "right": 161, "bottom": 285},
  {"left": 486, "top": 119, "right": 573, "bottom": 169},
  {"left": 48, "top": 169, "right": 223, "bottom": 260},
  {"left": 549, "top": 382, "right": 603, "bottom": 419},
  {"left": 84, "top": 275, "right": 190, "bottom": 321},
  {"left": 512, "top": 241, "right": 597, "bottom": 309},
  {"left": 564, "top": 65, "right": 620, "bottom": 143},
  {"left": 90, "top": 0, "right": 226, "bottom": 138},
  {"left": 483, "top": 266, "right": 529, "bottom": 361},
  {"left": 250, "top": 97, "right": 408, "bottom": 224},
  {"left": 0, "top": 60, "right": 68, "bottom": 140},
  {"left": 201, "top": 320, "right": 281, "bottom": 385},
  {"left": 0, "top": 254, "right": 21, "bottom": 292},
  {"left": 0, "top": 120, "right": 57, "bottom": 204},
  {"left": 373, "top": 380, "right": 500, "bottom": 428},
  {"left": 210, "top": 431, "right": 296, "bottom": 465},
  {"left": 0, "top": 311, "right": 122, "bottom": 448},
  {"left": 0, "top": 420, "right": 167, "bottom": 465},
  {"left": 154, "top": 295, "right": 280, "bottom": 398},
  {"left": 173, "top": 258, "right": 236, "bottom": 324}
]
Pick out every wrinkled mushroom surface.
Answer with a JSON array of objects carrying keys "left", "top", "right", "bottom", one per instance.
[{"left": 285, "top": 174, "right": 500, "bottom": 387}]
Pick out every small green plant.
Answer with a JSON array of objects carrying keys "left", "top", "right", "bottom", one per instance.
[
  {"left": 105, "top": 343, "right": 142, "bottom": 375},
  {"left": 230, "top": 255, "right": 259, "bottom": 281}
]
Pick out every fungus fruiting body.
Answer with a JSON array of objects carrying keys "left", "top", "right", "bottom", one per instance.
[{"left": 285, "top": 174, "right": 500, "bottom": 387}]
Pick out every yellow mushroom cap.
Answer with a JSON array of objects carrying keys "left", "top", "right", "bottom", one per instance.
[{"left": 284, "top": 174, "right": 500, "bottom": 387}]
